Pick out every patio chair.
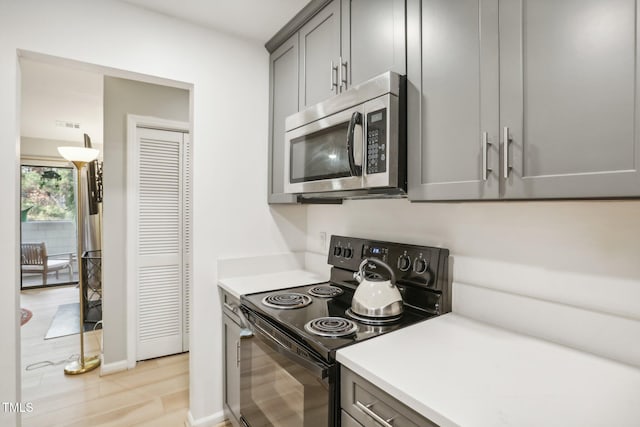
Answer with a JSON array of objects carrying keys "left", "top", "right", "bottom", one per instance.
[{"left": 21, "top": 242, "right": 73, "bottom": 286}]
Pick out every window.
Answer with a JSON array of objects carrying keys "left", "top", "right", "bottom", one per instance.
[{"left": 21, "top": 165, "right": 75, "bottom": 221}]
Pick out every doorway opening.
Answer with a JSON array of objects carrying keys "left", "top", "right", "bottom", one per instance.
[
  {"left": 19, "top": 57, "right": 105, "bottom": 406},
  {"left": 17, "top": 51, "right": 193, "bottom": 426}
]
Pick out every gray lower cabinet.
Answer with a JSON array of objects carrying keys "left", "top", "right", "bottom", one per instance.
[
  {"left": 342, "top": 410, "right": 364, "bottom": 427},
  {"left": 298, "top": 0, "right": 342, "bottom": 110},
  {"left": 341, "top": 0, "right": 406, "bottom": 89},
  {"left": 408, "top": 0, "right": 640, "bottom": 201},
  {"left": 221, "top": 289, "right": 242, "bottom": 427},
  {"left": 341, "top": 367, "right": 438, "bottom": 427},
  {"left": 268, "top": 34, "right": 299, "bottom": 204}
]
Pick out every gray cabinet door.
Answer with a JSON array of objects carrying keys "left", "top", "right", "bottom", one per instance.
[
  {"left": 500, "top": 0, "right": 640, "bottom": 198},
  {"left": 223, "top": 314, "right": 241, "bottom": 424},
  {"left": 342, "top": 0, "right": 406, "bottom": 89},
  {"left": 407, "top": 0, "right": 500, "bottom": 200},
  {"left": 268, "top": 34, "right": 299, "bottom": 204},
  {"left": 299, "top": 0, "right": 341, "bottom": 110}
]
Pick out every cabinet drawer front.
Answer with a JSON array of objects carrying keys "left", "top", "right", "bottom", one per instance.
[
  {"left": 342, "top": 409, "right": 364, "bottom": 427},
  {"left": 220, "top": 289, "right": 241, "bottom": 323},
  {"left": 341, "top": 367, "right": 438, "bottom": 427}
]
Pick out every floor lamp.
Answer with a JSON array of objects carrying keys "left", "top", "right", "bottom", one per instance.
[{"left": 58, "top": 146, "right": 101, "bottom": 375}]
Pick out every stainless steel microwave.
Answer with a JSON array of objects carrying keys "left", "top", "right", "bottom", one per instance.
[{"left": 284, "top": 71, "right": 406, "bottom": 198}]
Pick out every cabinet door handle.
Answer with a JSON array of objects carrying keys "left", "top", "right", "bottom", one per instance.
[
  {"left": 503, "top": 126, "right": 512, "bottom": 178},
  {"left": 340, "top": 57, "right": 348, "bottom": 91},
  {"left": 482, "top": 132, "right": 492, "bottom": 181},
  {"left": 236, "top": 340, "right": 240, "bottom": 367},
  {"left": 330, "top": 60, "right": 338, "bottom": 93},
  {"left": 223, "top": 302, "right": 237, "bottom": 313},
  {"left": 355, "top": 401, "right": 394, "bottom": 427}
]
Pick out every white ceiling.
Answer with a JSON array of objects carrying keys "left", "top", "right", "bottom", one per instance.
[
  {"left": 20, "top": 58, "right": 104, "bottom": 146},
  {"left": 120, "top": 0, "right": 311, "bottom": 43}
]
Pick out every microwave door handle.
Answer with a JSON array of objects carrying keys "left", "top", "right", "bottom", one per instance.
[{"left": 347, "top": 111, "right": 363, "bottom": 176}]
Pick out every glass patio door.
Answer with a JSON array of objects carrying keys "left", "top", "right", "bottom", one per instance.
[{"left": 20, "top": 165, "right": 78, "bottom": 289}]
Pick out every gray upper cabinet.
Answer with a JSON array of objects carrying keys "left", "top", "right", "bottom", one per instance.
[
  {"left": 342, "top": 0, "right": 406, "bottom": 89},
  {"left": 268, "top": 0, "right": 408, "bottom": 203},
  {"left": 268, "top": 34, "right": 299, "bottom": 204},
  {"left": 299, "top": 0, "right": 341, "bottom": 110},
  {"left": 500, "top": 0, "right": 640, "bottom": 198},
  {"left": 410, "top": 0, "right": 640, "bottom": 201},
  {"left": 407, "top": 0, "right": 500, "bottom": 200}
]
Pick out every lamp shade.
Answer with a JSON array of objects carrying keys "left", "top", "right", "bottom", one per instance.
[{"left": 57, "top": 146, "right": 99, "bottom": 162}]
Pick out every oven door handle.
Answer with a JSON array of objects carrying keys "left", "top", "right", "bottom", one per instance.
[
  {"left": 250, "top": 321, "right": 328, "bottom": 378},
  {"left": 346, "top": 111, "right": 363, "bottom": 177}
]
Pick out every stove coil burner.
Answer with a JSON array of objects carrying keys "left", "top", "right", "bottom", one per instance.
[
  {"left": 308, "top": 285, "right": 344, "bottom": 298},
  {"left": 262, "top": 292, "right": 312, "bottom": 309},
  {"left": 304, "top": 317, "right": 358, "bottom": 337},
  {"left": 345, "top": 308, "right": 402, "bottom": 326}
]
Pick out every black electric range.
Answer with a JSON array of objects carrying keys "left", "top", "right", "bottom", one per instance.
[
  {"left": 238, "top": 235, "right": 450, "bottom": 427},
  {"left": 241, "top": 280, "right": 440, "bottom": 363}
]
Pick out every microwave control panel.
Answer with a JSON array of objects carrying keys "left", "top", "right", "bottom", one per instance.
[{"left": 366, "top": 109, "right": 387, "bottom": 175}]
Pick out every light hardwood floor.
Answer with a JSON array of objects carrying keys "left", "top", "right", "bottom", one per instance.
[{"left": 20, "top": 286, "right": 191, "bottom": 426}]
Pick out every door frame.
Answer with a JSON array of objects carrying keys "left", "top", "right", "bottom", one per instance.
[{"left": 126, "top": 114, "right": 190, "bottom": 368}]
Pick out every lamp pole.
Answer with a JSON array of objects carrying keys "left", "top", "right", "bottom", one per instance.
[{"left": 58, "top": 147, "right": 100, "bottom": 375}]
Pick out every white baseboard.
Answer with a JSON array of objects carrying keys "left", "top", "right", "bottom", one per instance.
[
  {"left": 186, "top": 410, "right": 225, "bottom": 427},
  {"left": 100, "top": 358, "right": 128, "bottom": 376}
]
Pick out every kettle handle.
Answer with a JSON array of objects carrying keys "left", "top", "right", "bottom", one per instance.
[{"left": 357, "top": 258, "right": 396, "bottom": 287}]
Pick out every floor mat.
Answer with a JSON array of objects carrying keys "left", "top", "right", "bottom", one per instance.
[{"left": 44, "top": 303, "right": 102, "bottom": 340}]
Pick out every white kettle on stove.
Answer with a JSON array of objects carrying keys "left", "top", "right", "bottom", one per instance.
[{"left": 351, "top": 258, "right": 403, "bottom": 319}]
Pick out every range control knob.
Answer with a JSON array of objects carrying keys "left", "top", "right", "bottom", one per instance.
[
  {"left": 333, "top": 246, "right": 342, "bottom": 257},
  {"left": 413, "top": 258, "right": 428, "bottom": 274},
  {"left": 343, "top": 248, "right": 353, "bottom": 259},
  {"left": 397, "top": 255, "right": 412, "bottom": 271}
]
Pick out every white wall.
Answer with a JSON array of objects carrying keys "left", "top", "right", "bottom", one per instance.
[
  {"left": 0, "top": 45, "right": 21, "bottom": 427},
  {"left": 306, "top": 199, "right": 640, "bottom": 280},
  {"left": 0, "top": 1, "right": 307, "bottom": 426}
]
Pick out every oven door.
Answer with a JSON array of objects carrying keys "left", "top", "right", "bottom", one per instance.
[
  {"left": 284, "top": 104, "right": 365, "bottom": 194},
  {"left": 240, "top": 311, "right": 332, "bottom": 427}
]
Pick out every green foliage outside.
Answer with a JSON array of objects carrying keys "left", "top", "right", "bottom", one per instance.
[{"left": 21, "top": 166, "right": 75, "bottom": 221}]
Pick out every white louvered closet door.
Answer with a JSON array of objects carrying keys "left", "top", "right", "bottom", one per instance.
[
  {"left": 134, "top": 127, "right": 190, "bottom": 361},
  {"left": 182, "top": 133, "right": 191, "bottom": 352}
]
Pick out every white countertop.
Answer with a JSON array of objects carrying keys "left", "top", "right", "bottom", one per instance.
[
  {"left": 218, "top": 269, "right": 327, "bottom": 299},
  {"left": 336, "top": 313, "right": 640, "bottom": 427}
]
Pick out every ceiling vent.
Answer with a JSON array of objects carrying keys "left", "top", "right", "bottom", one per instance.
[{"left": 55, "top": 120, "right": 81, "bottom": 129}]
